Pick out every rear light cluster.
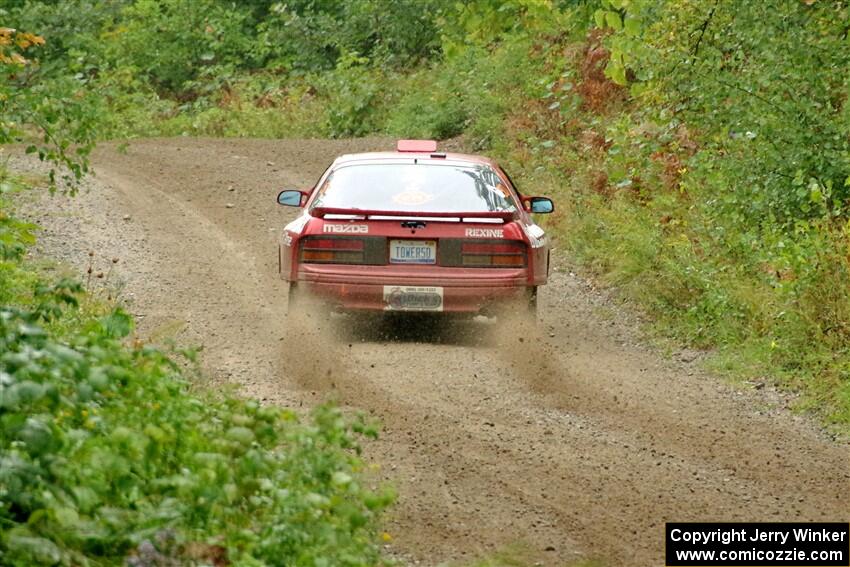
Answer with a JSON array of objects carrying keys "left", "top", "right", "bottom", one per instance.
[
  {"left": 460, "top": 241, "right": 526, "bottom": 267},
  {"left": 300, "top": 236, "right": 387, "bottom": 265},
  {"left": 301, "top": 237, "right": 364, "bottom": 263},
  {"left": 439, "top": 239, "right": 527, "bottom": 268}
]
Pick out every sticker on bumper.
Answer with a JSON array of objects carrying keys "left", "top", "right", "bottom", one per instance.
[{"left": 383, "top": 286, "right": 444, "bottom": 312}]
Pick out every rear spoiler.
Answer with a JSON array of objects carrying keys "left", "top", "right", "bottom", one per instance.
[{"left": 311, "top": 207, "right": 517, "bottom": 221}]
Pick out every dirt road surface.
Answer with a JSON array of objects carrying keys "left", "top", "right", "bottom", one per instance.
[{"left": 13, "top": 138, "right": 849, "bottom": 566}]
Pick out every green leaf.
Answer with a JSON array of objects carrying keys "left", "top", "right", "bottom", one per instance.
[
  {"left": 606, "top": 61, "right": 628, "bottom": 85},
  {"left": 144, "top": 424, "right": 167, "bottom": 443},
  {"left": 6, "top": 533, "right": 63, "bottom": 564},
  {"left": 624, "top": 16, "right": 640, "bottom": 37},
  {"left": 332, "top": 471, "right": 352, "bottom": 486},
  {"left": 102, "top": 309, "right": 133, "bottom": 339},
  {"left": 54, "top": 506, "right": 80, "bottom": 528},
  {"left": 226, "top": 426, "right": 255, "bottom": 445},
  {"left": 605, "top": 11, "right": 623, "bottom": 31},
  {"left": 593, "top": 9, "right": 607, "bottom": 28}
]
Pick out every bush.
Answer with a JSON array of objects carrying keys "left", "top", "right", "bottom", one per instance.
[
  {"left": 256, "top": 0, "right": 442, "bottom": 72},
  {"left": 0, "top": 297, "right": 392, "bottom": 565},
  {"left": 385, "top": 69, "right": 469, "bottom": 140},
  {"left": 0, "top": 27, "right": 99, "bottom": 190},
  {"left": 0, "top": 188, "right": 393, "bottom": 566},
  {"left": 598, "top": 0, "right": 850, "bottom": 228},
  {"left": 319, "top": 55, "right": 388, "bottom": 138}
]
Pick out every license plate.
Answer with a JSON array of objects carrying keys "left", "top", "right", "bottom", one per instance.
[
  {"left": 389, "top": 240, "right": 437, "bottom": 265},
  {"left": 383, "top": 286, "right": 444, "bottom": 312}
]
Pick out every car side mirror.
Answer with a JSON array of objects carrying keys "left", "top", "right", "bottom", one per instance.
[
  {"left": 526, "top": 197, "right": 554, "bottom": 214},
  {"left": 277, "top": 189, "right": 307, "bottom": 207}
]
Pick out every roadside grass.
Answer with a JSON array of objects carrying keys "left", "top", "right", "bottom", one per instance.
[
  {"left": 0, "top": 174, "right": 394, "bottom": 565},
  {"left": 538, "top": 139, "right": 850, "bottom": 430}
]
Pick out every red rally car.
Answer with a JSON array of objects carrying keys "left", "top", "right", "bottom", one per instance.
[{"left": 276, "top": 140, "right": 554, "bottom": 317}]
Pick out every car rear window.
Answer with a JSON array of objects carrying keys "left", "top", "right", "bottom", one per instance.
[{"left": 310, "top": 163, "right": 518, "bottom": 213}]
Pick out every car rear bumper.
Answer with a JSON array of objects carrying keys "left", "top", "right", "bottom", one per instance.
[{"left": 295, "top": 264, "right": 530, "bottom": 313}]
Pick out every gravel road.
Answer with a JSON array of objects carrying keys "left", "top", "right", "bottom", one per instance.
[{"left": 12, "top": 138, "right": 849, "bottom": 566}]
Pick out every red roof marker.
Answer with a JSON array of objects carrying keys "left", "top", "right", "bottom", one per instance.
[{"left": 397, "top": 139, "right": 438, "bottom": 153}]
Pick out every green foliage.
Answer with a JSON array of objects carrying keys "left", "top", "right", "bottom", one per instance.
[
  {"left": 386, "top": 77, "right": 469, "bottom": 140},
  {"left": 1, "top": 0, "right": 586, "bottom": 142},
  {"left": 104, "top": 0, "right": 257, "bottom": 95},
  {"left": 256, "top": 0, "right": 442, "bottom": 72},
  {"left": 563, "top": 0, "right": 850, "bottom": 423},
  {"left": 319, "top": 53, "right": 387, "bottom": 138},
  {"left": 597, "top": 0, "right": 850, "bottom": 227},
  {"left": 0, "top": 179, "right": 41, "bottom": 311},
  {"left": 3, "top": 0, "right": 122, "bottom": 75},
  {"left": 386, "top": 34, "right": 555, "bottom": 146},
  {"left": 0, "top": 181, "right": 36, "bottom": 264},
  {"left": 0, "top": 27, "right": 99, "bottom": 191},
  {"left": 0, "top": 193, "right": 392, "bottom": 565},
  {"left": 438, "top": 0, "right": 563, "bottom": 57}
]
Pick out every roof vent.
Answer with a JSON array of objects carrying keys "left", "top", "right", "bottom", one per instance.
[{"left": 397, "top": 139, "right": 437, "bottom": 153}]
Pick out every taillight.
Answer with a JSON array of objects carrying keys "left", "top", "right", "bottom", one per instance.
[
  {"left": 301, "top": 237, "right": 365, "bottom": 264},
  {"left": 299, "top": 236, "right": 388, "bottom": 265},
  {"left": 461, "top": 241, "right": 526, "bottom": 267}
]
